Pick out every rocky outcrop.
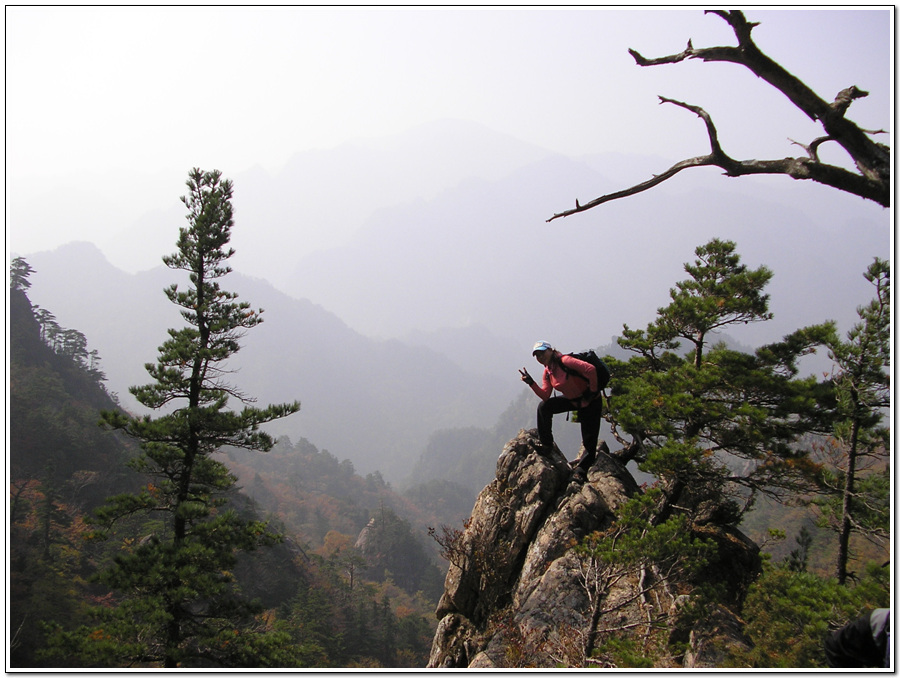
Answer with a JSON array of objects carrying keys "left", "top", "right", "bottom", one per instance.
[{"left": 427, "top": 429, "right": 758, "bottom": 669}]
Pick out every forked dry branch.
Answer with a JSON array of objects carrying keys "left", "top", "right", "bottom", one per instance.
[{"left": 548, "top": 10, "right": 889, "bottom": 222}]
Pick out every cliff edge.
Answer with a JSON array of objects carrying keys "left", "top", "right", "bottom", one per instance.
[{"left": 427, "top": 428, "right": 760, "bottom": 668}]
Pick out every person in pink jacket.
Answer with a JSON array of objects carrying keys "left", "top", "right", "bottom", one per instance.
[{"left": 519, "top": 341, "right": 603, "bottom": 473}]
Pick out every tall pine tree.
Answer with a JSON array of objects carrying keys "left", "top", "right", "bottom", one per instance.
[
  {"left": 47, "top": 168, "right": 301, "bottom": 667},
  {"left": 819, "top": 258, "right": 890, "bottom": 584}
]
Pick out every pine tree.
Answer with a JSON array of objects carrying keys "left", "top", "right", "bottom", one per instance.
[
  {"left": 47, "top": 168, "right": 301, "bottom": 667},
  {"left": 736, "top": 561, "right": 889, "bottom": 667},
  {"left": 785, "top": 525, "right": 813, "bottom": 573},
  {"left": 10, "top": 255, "right": 35, "bottom": 291},
  {"left": 610, "top": 238, "right": 834, "bottom": 520},
  {"left": 651, "top": 238, "right": 773, "bottom": 369},
  {"left": 819, "top": 258, "right": 890, "bottom": 584}
]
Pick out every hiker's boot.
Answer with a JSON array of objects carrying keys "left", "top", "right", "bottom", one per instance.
[
  {"left": 536, "top": 439, "right": 555, "bottom": 457},
  {"left": 574, "top": 447, "right": 597, "bottom": 474},
  {"left": 568, "top": 445, "right": 592, "bottom": 470}
]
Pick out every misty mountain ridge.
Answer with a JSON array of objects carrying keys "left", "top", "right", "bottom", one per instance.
[
  {"left": 19, "top": 120, "right": 889, "bottom": 485},
  {"left": 84, "top": 119, "right": 553, "bottom": 279},
  {"left": 280, "top": 143, "right": 887, "bottom": 357},
  {"left": 23, "top": 241, "right": 518, "bottom": 486}
]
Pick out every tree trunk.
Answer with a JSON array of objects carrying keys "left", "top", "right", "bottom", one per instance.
[{"left": 836, "top": 411, "right": 860, "bottom": 585}]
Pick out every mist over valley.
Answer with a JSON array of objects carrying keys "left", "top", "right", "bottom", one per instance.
[{"left": 19, "top": 121, "right": 890, "bottom": 489}]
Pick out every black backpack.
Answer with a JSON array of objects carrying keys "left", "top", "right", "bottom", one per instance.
[{"left": 561, "top": 349, "right": 611, "bottom": 394}]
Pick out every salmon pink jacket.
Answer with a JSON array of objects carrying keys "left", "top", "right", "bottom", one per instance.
[{"left": 529, "top": 354, "right": 597, "bottom": 401}]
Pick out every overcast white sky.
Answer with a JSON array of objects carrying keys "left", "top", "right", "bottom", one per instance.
[{"left": 5, "top": 6, "right": 893, "bottom": 257}]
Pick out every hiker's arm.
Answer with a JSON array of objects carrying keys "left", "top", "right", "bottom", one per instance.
[
  {"left": 561, "top": 355, "right": 598, "bottom": 393},
  {"left": 528, "top": 369, "right": 553, "bottom": 400}
]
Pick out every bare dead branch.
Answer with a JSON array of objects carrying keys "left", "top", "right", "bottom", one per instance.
[
  {"left": 549, "top": 10, "right": 890, "bottom": 221},
  {"left": 789, "top": 136, "right": 832, "bottom": 162},
  {"left": 547, "top": 156, "right": 711, "bottom": 221},
  {"left": 658, "top": 96, "right": 727, "bottom": 156},
  {"left": 832, "top": 86, "right": 869, "bottom": 116}
]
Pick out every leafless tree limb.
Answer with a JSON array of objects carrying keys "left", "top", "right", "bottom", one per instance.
[{"left": 548, "top": 9, "right": 889, "bottom": 222}]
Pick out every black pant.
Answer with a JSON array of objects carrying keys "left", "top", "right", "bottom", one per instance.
[{"left": 537, "top": 396, "right": 602, "bottom": 458}]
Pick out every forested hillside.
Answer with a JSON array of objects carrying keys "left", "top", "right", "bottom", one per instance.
[
  {"left": 8, "top": 263, "right": 444, "bottom": 668},
  {"left": 10, "top": 276, "right": 141, "bottom": 664}
]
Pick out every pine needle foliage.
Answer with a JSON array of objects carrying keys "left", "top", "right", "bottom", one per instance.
[
  {"left": 43, "top": 168, "right": 301, "bottom": 668},
  {"left": 608, "top": 239, "right": 836, "bottom": 517},
  {"left": 819, "top": 258, "right": 890, "bottom": 583}
]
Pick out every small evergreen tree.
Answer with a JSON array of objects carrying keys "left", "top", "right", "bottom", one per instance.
[
  {"left": 44, "top": 168, "right": 301, "bottom": 667},
  {"left": 785, "top": 525, "right": 814, "bottom": 573},
  {"left": 736, "top": 561, "right": 889, "bottom": 668},
  {"left": 652, "top": 238, "right": 774, "bottom": 369},
  {"left": 609, "top": 239, "right": 834, "bottom": 519},
  {"left": 10, "top": 255, "right": 35, "bottom": 291},
  {"left": 819, "top": 258, "right": 890, "bottom": 584}
]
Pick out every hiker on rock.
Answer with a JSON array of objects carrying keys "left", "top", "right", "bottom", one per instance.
[{"left": 519, "top": 341, "right": 603, "bottom": 473}]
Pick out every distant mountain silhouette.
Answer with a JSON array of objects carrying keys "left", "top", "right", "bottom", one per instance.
[
  {"left": 281, "top": 145, "right": 888, "bottom": 356},
  {"left": 20, "top": 120, "right": 889, "bottom": 484},
  {"left": 25, "top": 242, "right": 518, "bottom": 484},
  {"left": 93, "top": 119, "right": 553, "bottom": 281}
]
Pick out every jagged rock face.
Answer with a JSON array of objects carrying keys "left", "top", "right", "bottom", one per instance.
[
  {"left": 427, "top": 429, "right": 758, "bottom": 669},
  {"left": 354, "top": 517, "right": 377, "bottom": 552}
]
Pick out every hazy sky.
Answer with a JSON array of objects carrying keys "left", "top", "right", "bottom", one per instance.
[{"left": 6, "top": 6, "right": 892, "bottom": 257}]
